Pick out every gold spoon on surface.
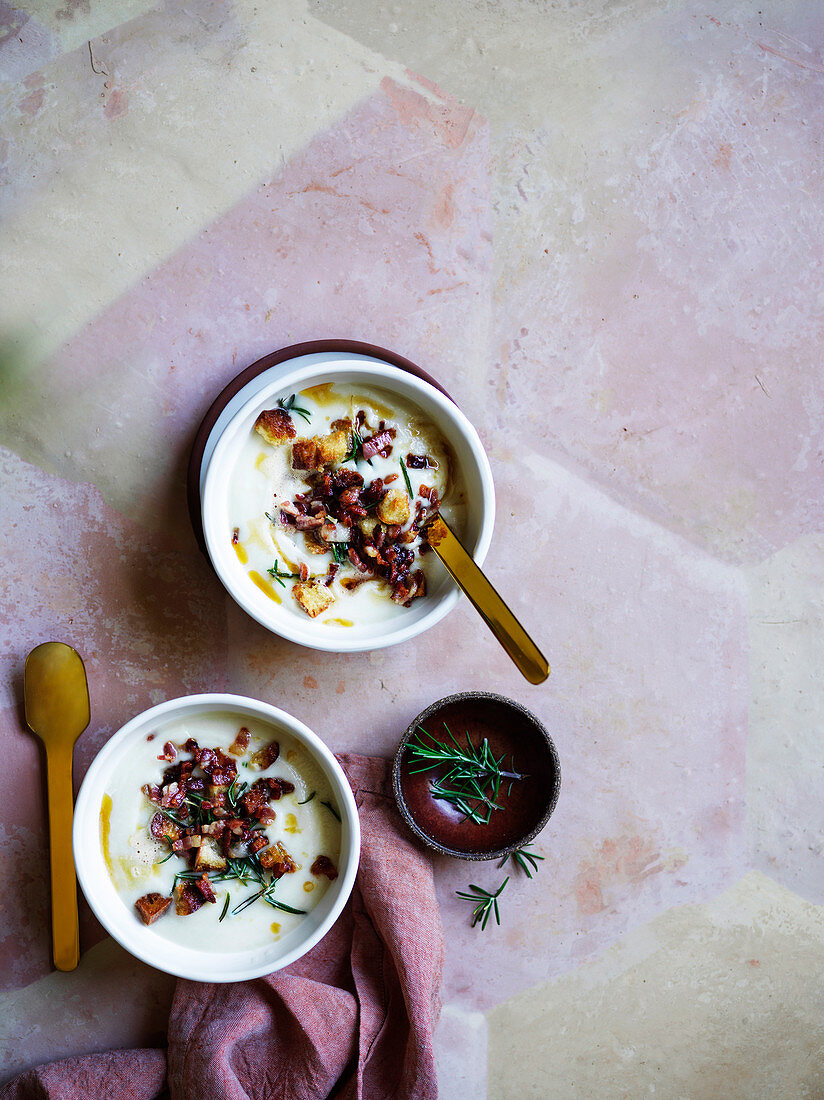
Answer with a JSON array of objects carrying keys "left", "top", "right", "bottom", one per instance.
[
  {"left": 425, "top": 515, "right": 550, "bottom": 684},
  {"left": 24, "top": 642, "right": 90, "bottom": 972}
]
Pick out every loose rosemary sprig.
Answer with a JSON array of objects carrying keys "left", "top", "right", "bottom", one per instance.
[
  {"left": 407, "top": 725, "right": 525, "bottom": 825},
  {"left": 277, "top": 393, "right": 312, "bottom": 424},
  {"left": 331, "top": 542, "right": 349, "bottom": 565},
  {"left": 297, "top": 791, "right": 316, "bottom": 805},
  {"left": 456, "top": 878, "right": 509, "bottom": 930},
  {"left": 267, "top": 559, "right": 301, "bottom": 587},
  {"left": 321, "top": 799, "right": 341, "bottom": 822},
  {"left": 497, "top": 846, "right": 545, "bottom": 879},
  {"left": 399, "top": 456, "right": 414, "bottom": 499}
]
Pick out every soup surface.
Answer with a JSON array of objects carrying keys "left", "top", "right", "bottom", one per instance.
[
  {"left": 227, "top": 383, "right": 465, "bottom": 626},
  {"left": 102, "top": 712, "right": 342, "bottom": 951}
]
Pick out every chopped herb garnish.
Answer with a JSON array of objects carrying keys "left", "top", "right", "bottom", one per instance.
[
  {"left": 456, "top": 878, "right": 509, "bottom": 930},
  {"left": 400, "top": 456, "right": 414, "bottom": 499},
  {"left": 265, "top": 511, "right": 277, "bottom": 524},
  {"left": 277, "top": 393, "right": 312, "bottom": 424},
  {"left": 267, "top": 559, "right": 301, "bottom": 587},
  {"left": 297, "top": 791, "right": 316, "bottom": 805},
  {"left": 157, "top": 851, "right": 175, "bottom": 865},
  {"left": 331, "top": 542, "right": 348, "bottom": 564},
  {"left": 321, "top": 799, "right": 341, "bottom": 822},
  {"left": 218, "top": 893, "right": 231, "bottom": 922}
]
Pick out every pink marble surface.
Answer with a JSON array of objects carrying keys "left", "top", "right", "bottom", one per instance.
[{"left": 0, "top": 0, "right": 822, "bottom": 1094}]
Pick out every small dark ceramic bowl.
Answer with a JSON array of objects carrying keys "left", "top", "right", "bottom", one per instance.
[{"left": 392, "top": 692, "right": 561, "bottom": 861}]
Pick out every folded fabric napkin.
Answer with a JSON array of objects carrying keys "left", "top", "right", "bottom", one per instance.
[{"left": 2, "top": 754, "right": 444, "bottom": 1100}]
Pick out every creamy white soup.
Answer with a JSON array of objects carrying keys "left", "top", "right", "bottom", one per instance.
[
  {"left": 101, "top": 712, "right": 342, "bottom": 951},
  {"left": 226, "top": 383, "right": 465, "bottom": 626}
]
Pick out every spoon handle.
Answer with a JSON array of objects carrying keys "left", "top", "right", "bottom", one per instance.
[
  {"left": 45, "top": 743, "right": 79, "bottom": 971},
  {"left": 425, "top": 516, "right": 550, "bottom": 684}
]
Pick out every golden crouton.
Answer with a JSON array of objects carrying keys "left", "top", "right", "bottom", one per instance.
[
  {"left": 194, "top": 836, "right": 227, "bottom": 872},
  {"left": 358, "top": 516, "right": 379, "bottom": 539},
  {"left": 291, "top": 438, "right": 319, "bottom": 470},
  {"left": 254, "top": 408, "right": 296, "bottom": 446},
  {"left": 376, "top": 487, "right": 410, "bottom": 526},
  {"left": 304, "top": 533, "right": 331, "bottom": 554},
  {"left": 292, "top": 431, "right": 350, "bottom": 471},
  {"left": 316, "top": 430, "right": 350, "bottom": 466},
  {"left": 293, "top": 580, "right": 335, "bottom": 618}
]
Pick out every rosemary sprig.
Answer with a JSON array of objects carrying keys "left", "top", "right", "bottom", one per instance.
[
  {"left": 321, "top": 800, "right": 341, "bottom": 822},
  {"left": 456, "top": 878, "right": 509, "bottom": 930},
  {"left": 267, "top": 559, "right": 301, "bottom": 587},
  {"left": 407, "top": 725, "right": 525, "bottom": 825},
  {"left": 498, "top": 846, "right": 545, "bottom": 879},
  {"left": 297, "top": 791, "right": 316, "bottom": 805},
  {"left": 343, "top": 428, "right": 362, "bottom": 463},
  {"left": 331, "top": 542, "right": 349, "bottom": 565},
  {"left": 218, "top": 893, "right": 231, "bottom": 922},
  {"left": 277, "top": 393, "right": 312, "bottom": 424},
  {"left": 399, "top": 456, "right": 414, "bottom": 499},
  {"left": 265, "top": 511, "right": 277, "bottom": 525},
  {"left": 262, "top": 897, "right": 308, "bottom": 915}
]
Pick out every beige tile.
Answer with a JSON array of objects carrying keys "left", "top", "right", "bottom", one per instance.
[{"left": 487, "top": 873, "right": 824, "bottom": 1099}]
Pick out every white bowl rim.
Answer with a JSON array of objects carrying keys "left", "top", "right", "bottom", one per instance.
[
  {"left": 73, "top": 693, "right": 361, "bottom": 983},
  {"left": 201, "top": 358, "right": 496, "bottom": 652}
]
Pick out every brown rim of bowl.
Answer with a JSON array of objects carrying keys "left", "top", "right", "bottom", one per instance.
[
  {"left": 392, "top": 691, "right": 561, "bottom": 861},
  {"left": 186, "top": 339, "right": 454, "bottom": 556}
]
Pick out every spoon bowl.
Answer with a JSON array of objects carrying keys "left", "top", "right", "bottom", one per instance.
[{"left": 24, "top": 641, "right": 90, "bottom": 971}]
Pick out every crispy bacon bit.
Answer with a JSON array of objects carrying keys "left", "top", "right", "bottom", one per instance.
[
  {"left": 194, "top": 873, "right": 217, "bottom": 903},
  {"left": 383, "top": 473, "right": 399, "bottom": 484},
  {"left": 150, "top": 811, "right": 181, "bottom": 842},
  {"left": 197, "top": 748, "right": 218, "bottom": 772},
  {"left": 146, "top": 733, "right": 155, "bottom": 742},
  {"left": 249, "top": 740, "right": 280, "bottom": 770},
  {"left": 174, "top": 882, "right": 204, "bottom": 916},
  {"left": 249, "top": 832, "right": 269, "bottom": 854},
  {"left": 158, "top": 741, "right": 177, "bottom": 762},
  {"left": 229, "top": 726, "right": 251, "bottom": 757},
  {"left": 295, "top": 514, "right": 325, "bottom": 530},
  {"left": 299, "top": 562, "right": 309, "bottom": 582},
  {"left": 405, "top": 452, "right": 435, "bottom": 469},
  {"left": 362, "top": 430, "right": 393, "bottom": 459},
  {"left": 265, "top": 777, "right": 295, "bottom": 800},
  {"left": 135, "top": 893, "right": 173, "bottom": 925},
  {"left": 231, "top": 527, "right": 240, "bottom": 545},
  {"left": 172, "top": 834, "right": 202, "bottom": 852},
  {"left": 184, "top": 737, "right": 200, "bottom": 754},
  {"left": 259, "top": 841, "right": 298, "bottom": 876},
  {"left": 161, "top": 782, "right": 185, "bottom": 810},
  {"left": 257, "top": 805, "right": 277, "bottom": 825},
  {"left": 310, "top": 855, "right": 339, "bottom": 881},
  {"left": 333, "top": 468, "right": 363, "bottom": 490},
  {"left": 142, "top": 783, "right": 162, "bottom": 804},
  {"left": 325, "top": 563, "right": 339, "bottom": 587},
  {"left": 348, "top": 548, "right": 370, "bottom": 573}
]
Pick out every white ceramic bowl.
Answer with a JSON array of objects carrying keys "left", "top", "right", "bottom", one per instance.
[
  {"left": 73, "top": 694, "right": 360, "bottom": 983},
  {"left": 201, "top": 360, "right": 495, "bottom": 652}
]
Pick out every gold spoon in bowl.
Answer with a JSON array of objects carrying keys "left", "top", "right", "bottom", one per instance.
[
  {"left": 24, "top": 642, "right": 90, "bottom": 971},
  {"left": 424, "top": 515, "right": 550, "bottom": 685}
]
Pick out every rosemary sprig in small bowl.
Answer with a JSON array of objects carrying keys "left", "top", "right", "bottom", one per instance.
[{"left": 392, "top": 691, "right": 561, "bottom": 863}]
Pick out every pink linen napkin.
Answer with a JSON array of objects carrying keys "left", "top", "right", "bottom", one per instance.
[{"left": 2, "top": 753, "right": 444, "bottom": 1100}]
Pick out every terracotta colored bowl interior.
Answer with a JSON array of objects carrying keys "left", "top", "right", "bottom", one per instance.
[{"left": 392, "top": 692, "right": 561, "bottom": 861}]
